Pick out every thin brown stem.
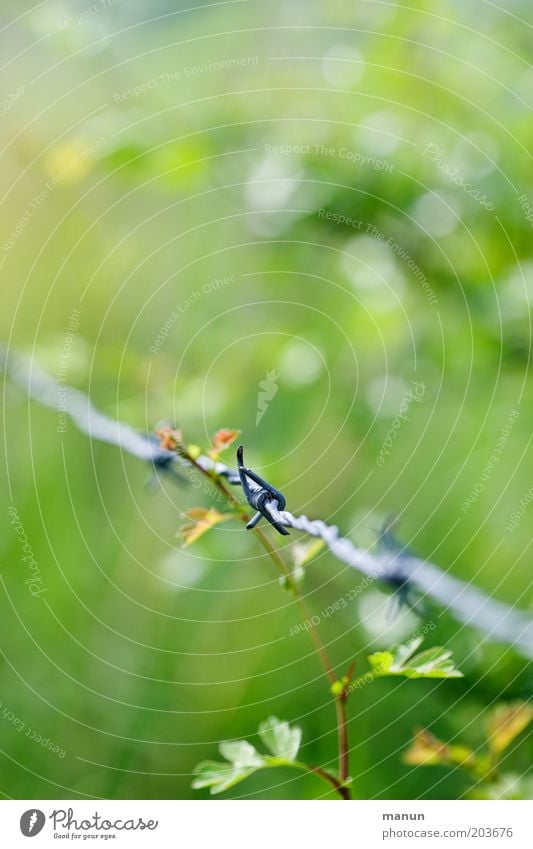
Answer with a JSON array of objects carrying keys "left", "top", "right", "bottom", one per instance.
[
  {"left": 289, "top": 762, "right": 350, "bottom": 800},
  {"left": 179, "top": 447, "right": 351, "bottom": 797},
  {"left": 307, "top": 765, "right": 351, "bottom": 800},
  {"left": 337, "top": 697, "right": 349, "bottom": 783}
]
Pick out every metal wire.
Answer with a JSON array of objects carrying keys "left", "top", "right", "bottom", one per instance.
[{"left": 4, "top": 345, "right": 532, "bottom": 659}]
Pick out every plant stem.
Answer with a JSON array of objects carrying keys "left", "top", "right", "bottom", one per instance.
[
  {"left": 337, "top": 694, "right": 350, "bottom": 784},
  {"left": 310, "top": 766, "right": 352, "bottom": 800},
  {"left": 180, "top": 448, "right": 351, "bottom": 798},
  {"left": 290, "top": 761, "right": 351, "bottom": 800}
]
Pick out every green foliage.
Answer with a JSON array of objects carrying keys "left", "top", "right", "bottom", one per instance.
[
  {"left": 3, "top": 0, "right": 532, "bottom": 802},
  {"left": 192, "top": 717, "right": 302, "bottom": 796},
  {"left": 193, "top": 638, "right": 463, "bottom": 798},
  {"left": 368, "top": 636, "right": 464, "bottom": 680},
  {"left": 258, "top": 716, "right": 302, "bottom": 761}
]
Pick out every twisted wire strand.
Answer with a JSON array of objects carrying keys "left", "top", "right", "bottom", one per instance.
[
  {"left": 264, "top": 503, "right": 533, "bottom": 659},
  {"left": 2, "top": 346, "right": 173, "bottom": 465},
  {"left": 3, "top": 346, "right": 532, "bottom": 658}
]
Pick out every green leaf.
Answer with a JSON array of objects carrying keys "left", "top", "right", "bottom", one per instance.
[
  {"left": 219, "top": 739, "right": 264, "bottom": 768},
  {"left": 192, "top": 740, "right": 265, "bottom": 795},
  {"left": 368, "top": 636, "right": 463, "bottom": 679},
  {"left": 367, "top": 650, "right": 394, "bottom": 676},
  {"left": 191, "top": 760, "right": 260, "bottom": 795},
  {"left": 486, "top": 702, "right": 533, "bottom": 758},
  {"left": 192, "top": 718, "right": 304, "bottom": 795},
  {"left": 258, "top": 716, "right": 302, "bottom": 762}
]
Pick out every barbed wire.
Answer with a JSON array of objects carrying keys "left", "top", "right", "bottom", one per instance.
[{"left": 3, "top": 345, "right": 532, "bottom": 659}]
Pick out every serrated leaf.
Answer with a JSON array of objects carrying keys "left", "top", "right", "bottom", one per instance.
[
  {"left": 368, "top": 637, "right": 463, "bottom": 679},
  {"left": 392, "top": 636, "right": 424, "bottom": 666},
  {"left": 486, "top": 702, "right": 533, "bottom": 758},
  {"left": 191, "top": 760, "right": 260, "bottom": 795},
  {"left": 258, "top": 716, "right": 301, "bottom": 762},
  {"left": 192, "top": 718, "right": 304, "bottom": 796},
  {"left": 219, "top": 739, "right": 264, "bottom": 768},
  {"left": 179, "top": 507, "right": 232, "bottom": 547}
]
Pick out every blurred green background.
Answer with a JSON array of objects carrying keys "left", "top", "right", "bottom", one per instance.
[{"left": 0, "top": 0, "right": 532, "bottom": 799}]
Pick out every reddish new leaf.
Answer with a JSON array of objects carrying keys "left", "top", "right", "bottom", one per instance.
[
  {"left": 211, "top": 428, "right": 241, "bottom": 455},
  {"left": 156, "top": 426, "right": 183, "bottom": 451}
]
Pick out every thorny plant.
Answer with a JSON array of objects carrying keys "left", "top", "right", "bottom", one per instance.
[
  {"left": 6, "top": 347, "right": 532, "bottom": 659},
  {"left": 156, "top": 426, "right": 468, "bottom": 800},
  {"left": 3, "top": 345, "right": 532, "bottom": 799}
]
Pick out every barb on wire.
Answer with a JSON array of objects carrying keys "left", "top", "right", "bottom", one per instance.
[
  {"left": 376, "top": 515, "right": 430, "bottom": 620},
  {"left": 3, "top": 345, "right": 533, "bottom": 659},
  {"left": 262, "top": 499, "right": 533, "bottom": 659},
  {"left": 236, "top": 444, "right": 289, "bottom": 535}
]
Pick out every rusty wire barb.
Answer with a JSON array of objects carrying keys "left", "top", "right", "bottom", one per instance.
[{"left": 3, "top": 344, "right": 533, "bottom": 660}]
